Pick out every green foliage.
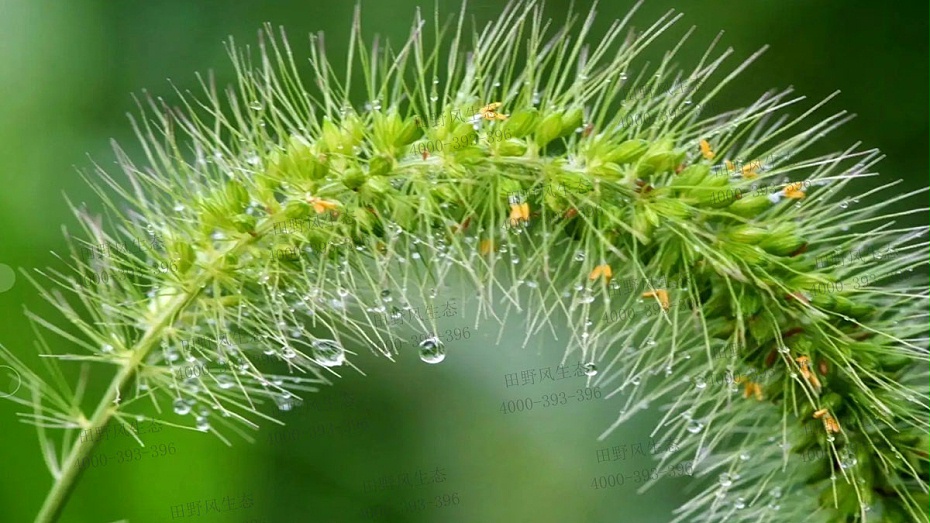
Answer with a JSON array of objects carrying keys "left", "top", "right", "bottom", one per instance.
[{"left": 2, "top": 1, "right": 927, "bottom": 522}]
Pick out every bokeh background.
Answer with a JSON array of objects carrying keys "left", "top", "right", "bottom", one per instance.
[{"left": 0, "top": 1, "right": 926, "bottom": 522}]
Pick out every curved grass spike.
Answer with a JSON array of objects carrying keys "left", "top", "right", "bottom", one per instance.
[{"left": 3, "top": 1, "right": 927, "bottom": 521}]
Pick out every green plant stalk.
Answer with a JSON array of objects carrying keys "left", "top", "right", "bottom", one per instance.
[
  {"left": 34, "top": 227, "right": 261, "bottom": 522},
  {"left": 34, "top": 289, "right": 196, "bottom": 523}
]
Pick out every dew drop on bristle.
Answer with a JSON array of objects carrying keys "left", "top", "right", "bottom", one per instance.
[
  {"left": 719, "top": 473, "right": 733, "bottom": 487},
  {"left": 312, "top": 339, "right": 346, "bottom": 367},
  {"left": 419, "top": 337, "right": 445, "bottom": 364},
  {"left": 584, "top": 363, "right": 598, "bottom": 376},
  {"left": 173, "top": 399, "right": 191, "bottom": 415},
  {"left": 686, "top": 421, "right": 704, "bottom": 434}
]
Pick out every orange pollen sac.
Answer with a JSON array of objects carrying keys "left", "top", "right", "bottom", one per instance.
[
  {"left": 479, "top": 239, "right": 494, "bottom": 255},
  {"left": 741, "top": 381, "right": 764, "bottom": 401},
  {"left": 813, "top": 409, "right": 841, "bottom": 433},
  {"left": 588, "top": 264, "right": 613, "bottom": 282},
  {"left": 307, "top": 196, "right": 339, "bottom": 214},
  {"left": 642, "top": 289, "right": 670, "bottom": 310},
  {"left": 699, "top": 139, "right": 715, "bottom": 160},
  {"left": 741, "top": 161, "right": 761, "bottom": 179},
  {"left": 509, "top": 202, "right": 530, "bottom": 227},
  {"left": 783, "top": 182, "right": 806, "bottom": 199},
  {"left": 796, "top": 356, "right": 811, "bottom": 372},
  {"left": 797, "top": 356, "right": 822, "bottom": 390}
]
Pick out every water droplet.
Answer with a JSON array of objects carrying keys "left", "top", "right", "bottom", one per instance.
[
  {"left": 282, "top": 347, "right": 297, "bottom": 360},
  {"left": 719, "top": 472, "right": 733, "bottom": 487},
  {"left": 274, "top": 395, "right": 295, "bottom": 411},
  {"left": 584, "top": 363, "right": 598, "bottom": 376},
  {"left": 769, "top": 487, "right": 782, "bottom": 499},
  {"left": 777, "top": 345, "right": 789, "bottom": 354},
  {"left": 839, "top": 450, "right": 858, "bottom": 469},
  {"left": 195, "top": 416, "right": 210, "bottom": 432},
  {"left": 733, "top": 497, "right": 746, "bottom": 509},
  {"left": 311, "top": 339, "right": 346, "bottom": 367},
  {"left": 739, "top": 452, "right": 750, "bottom": 461},
  {"left": 839, "top": 200, "right": 849, "bottom": 209},
  {"left": 101, "top": 344, "right": 114, "bottom": 354},
  {"left": 250, "top": 100, "right": 263, "bottom": 110},
  {"left": 693, "top": 376, "right": 707, "bottom": 390},
  {"left": 686, "top": 421, "right": 704, "bottom": 434},
  {"left": 418, "top": 337, "right": 446, "bottom": 364},
  {"left": 380, "top": 289, "right": 393, "bottom": 303},
  {"left": 173, "top": 399, "right": 191, "bottom": 415},
  {"left": 216, "top": 374, "right": 235, "bottom": 390},
  {"left": 573, "top": 250, "right": 586, "bottom": 262}
]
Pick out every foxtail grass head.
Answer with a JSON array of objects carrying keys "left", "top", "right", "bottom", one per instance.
[{"left": 4, "top": 1, "right": 928, "bottom": 522}]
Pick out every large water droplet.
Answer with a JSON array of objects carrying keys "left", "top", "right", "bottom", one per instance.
[
  {"left": 418, "top": 337, "right": 446, "bottom": 364},
  {"left": 312, "top": 339, "right": 346, "bottom": 367},
  {"left": 584, "top": 363, "right": 598, "bottom": 376},
  {"left": 839, "top": 200, "right": 849, "bottom": 209},
  {"left": 282, "top": 347, "right": 297, "bottom": 360},
  {"left": 769, "top": 487, "right": 782, "bottom": 499},
  {"left": 573, "top": 250, "right": 586, "bottom": 262},
  {"left": 173, "top": 399, "right": 191, "bottom": 415},
  {"left": 101, "top": 344, "right": 114, "bottom": 354},
  {"left": 693, "top": 376, "right": 707, "bottom": 390},
  {"left": 195, "top": 416, "right": 210, "bottom": 432},
  {"left": 733, "top": 497, "right": 746, "bottom": 509},
  {"left": 686, "top": 421, "right": 704, "bottom": 434}
]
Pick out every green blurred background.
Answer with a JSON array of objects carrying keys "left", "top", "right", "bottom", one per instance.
[{"left": 0, "top": 1, "right": 926, "bottom": 522}]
